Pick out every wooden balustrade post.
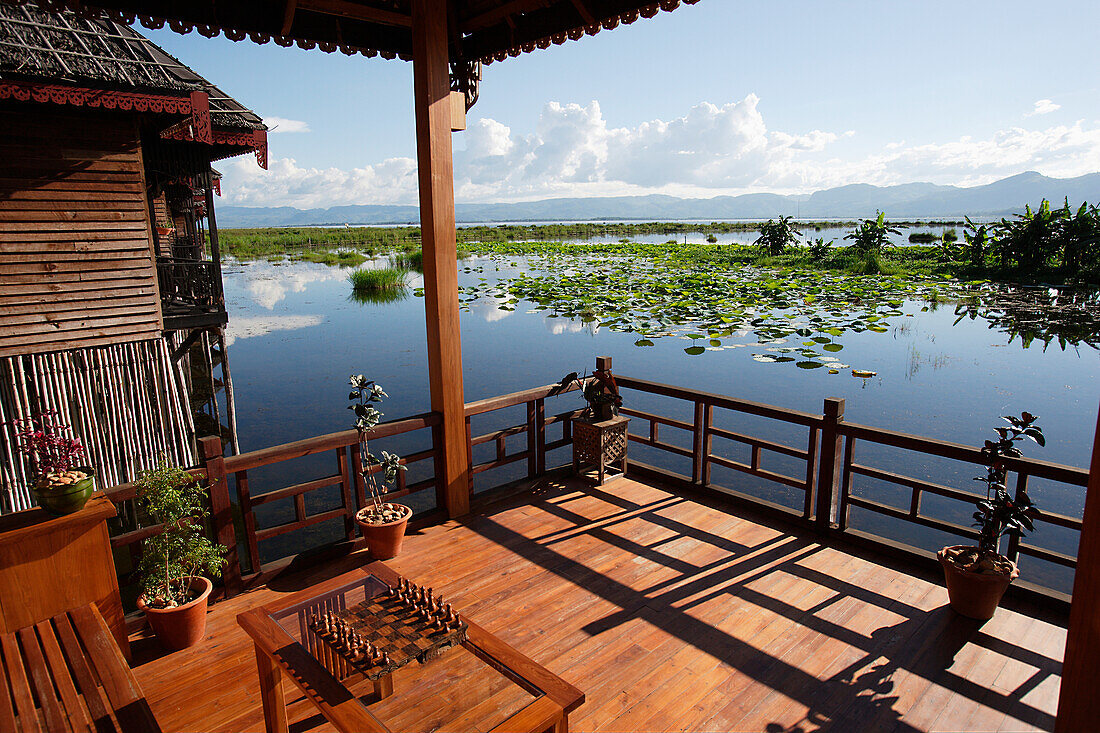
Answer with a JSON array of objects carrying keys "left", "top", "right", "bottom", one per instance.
[
  {"left": 527, "top": 400, "right": 538, "bottom": 479},
  {"left": 815, "top": 398, "right": 845, "bottom": 532},
  {"left": 430, "top": 421, "right": 445, "bottom": 512},
  {"left": 535, "top": 397, "right": 547, "bottom": 475},
  {"left": 1006, "top": 472, "right": 1029, "bottom": 563},
  {"left": 691, "top": 401, "right": 705, "bottom": 484},
  {"left": 199, "top": 435, "right": 242, "bottom": 596}
]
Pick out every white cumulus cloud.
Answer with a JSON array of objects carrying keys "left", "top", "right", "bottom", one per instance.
[
  {"left": 264, "top": 116, "right": 312, "bottom": 133},
  {"left": 1027, "top": 99, "right": 1061, "bottom": 116},
  {"left": 223, "top": 155, "right": 419, "bottom": 208},
  {"left": 216, "top": 95, "right": 1100, "bottom": 206}
]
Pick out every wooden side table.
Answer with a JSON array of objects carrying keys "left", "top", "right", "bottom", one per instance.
[
  {"left": 0, "top": 492, "right": 129, "bottom": 660},
  {"left": 572, "top": 414, "right": 630, "bottom": 485}
]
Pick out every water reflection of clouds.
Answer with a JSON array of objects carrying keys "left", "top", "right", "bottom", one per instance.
[
  {"left": 468, "top": 294, "right": 513, "bottom": 323},
  {"left": 234, "top": 261, "right": 350, "bottom": 310},
  {"left": 224, "top": 315, "right": 324, "bottom": 346},
  {"left": 544, "top": 316, "right": 599, "bottom": 336}
]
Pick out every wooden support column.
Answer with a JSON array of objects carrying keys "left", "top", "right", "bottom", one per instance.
[
  {"left": 1055, "top": 399, "right": 1100, "bottom": 731},
  {"left": 815, "top": 397, "right": 845, "bottom": 531},
  {"left": 412, "top": 0, "right": 470, "bottom": 517}
]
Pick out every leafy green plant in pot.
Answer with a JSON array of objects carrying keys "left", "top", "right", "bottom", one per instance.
[
  {"left": 938, "top": 412, "right": 1043, "bottom": 620},
  {"left": 559, "top": 364, "right": 623, "bottom": 421},
  {"left": 349, "top": 375, "right": 409, "bottom": 559},
  {"left": 134, "top": 462, "right": 227, "bottom": 650},
  {"left": 9, "top": 411, "right": 95, "bottom": 515}
]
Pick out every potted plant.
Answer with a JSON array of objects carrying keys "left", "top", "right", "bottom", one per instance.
[
  {"left": 134, "top": 461, "right": 227, "bottom": 650},
  {"left": 9, "top": 411, "right": 95, "bottom": 515},
  {"left": 155, "top": 219, "right": 175, "bottom": 237},
  {"left": 938, "top": 412, "right": 1044, "bottom": 620},
  {"left": 349, "top": 375, "right": 410, "bottom": 559},
  {"left": 560, "top": 361, "right": 622, "bottom": 421}
]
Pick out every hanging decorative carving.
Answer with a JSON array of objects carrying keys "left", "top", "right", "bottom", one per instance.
[
  {"left": 189, "top": 91, "right": 213, "bottom": 144},
  {"left": 449, "top": 57, "right": 481, "bottom": 112}
]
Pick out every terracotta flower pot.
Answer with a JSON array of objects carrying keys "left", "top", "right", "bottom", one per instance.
[
  {"left": 32, "top": 466, "right": 95, "bottom": 516},
  {"left": 137, "top": 576, "right": 213, "bottom": 650},
  {"left": 356, "top": 504, "right": 411, "bottom": 560},
  {"left": 938, "top": 545, "right": 1018, "bottom": 620}
]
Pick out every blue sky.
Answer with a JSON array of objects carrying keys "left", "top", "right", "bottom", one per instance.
[{"left": 145, "top": 0, "right": 1100, "bottom": 208}]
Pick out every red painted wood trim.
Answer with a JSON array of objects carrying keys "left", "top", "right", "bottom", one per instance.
[{"left": 0, "top": 80, "right": 192, "bottom": 114}]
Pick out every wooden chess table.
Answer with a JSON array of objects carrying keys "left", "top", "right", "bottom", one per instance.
[{"left": 237, "top": 562, "right": 584, "bottom": 733}]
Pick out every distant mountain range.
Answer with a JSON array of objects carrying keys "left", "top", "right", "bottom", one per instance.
[{"left": 216, "top": 171, "right": 1100, "bottom": 228}]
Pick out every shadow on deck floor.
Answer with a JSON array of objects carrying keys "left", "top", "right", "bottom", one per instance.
[{"left": 132, "top": 475, "right": 1064, "bottom": 732}]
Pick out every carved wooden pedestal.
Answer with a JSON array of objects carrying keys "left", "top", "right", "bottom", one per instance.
[
  {"left": 572, "top": 414, "right": 630, "bottom": 486},
  {"left": 0, "top": 492, "right": 129, "bottom": 660}
]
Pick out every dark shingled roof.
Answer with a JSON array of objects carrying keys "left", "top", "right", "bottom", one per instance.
[
  {"left": 0, "top": 1, "right": 264, "bottom": 130},
  {"left": 0, "top": 0, "right": 700, "bottom": 67}
]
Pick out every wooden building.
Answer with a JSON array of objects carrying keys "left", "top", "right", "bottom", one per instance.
[{"left": 0, "top": 3, "right": 265, "bottom": 509}]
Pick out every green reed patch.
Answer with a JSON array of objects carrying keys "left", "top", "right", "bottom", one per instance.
[{"left": 349, "top": 267, "right": 408, "bottom": 292}]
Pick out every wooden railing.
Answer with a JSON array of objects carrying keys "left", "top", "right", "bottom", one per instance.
[
  {"left": 833, "top": 416, "right": 1087, "bottom": 569},
  {"left": 156, "top": 257, "right": 224, "bottom": 310},
  {"left": 615, "top": 376, "right": 822, "bottom": 519},
  {"left": 464, "top": 380, "right": 583, "bottom": 480},
  {"left": 105, "top": 379, "right": 585, "bottom": 596},
  {"left": 105, "top": 373, "right": 1089, "bottom": 601},
  {"left": 616, "top": 376, "right": 1089, "bottom": 584}
]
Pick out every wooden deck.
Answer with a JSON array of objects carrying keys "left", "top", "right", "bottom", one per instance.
[{"left": 131, "top": 475, "right": 1066, "bottom": 732}]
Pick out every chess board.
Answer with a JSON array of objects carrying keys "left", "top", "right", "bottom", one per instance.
[{"left": 309, "top": 585, "right": 467, "bottom": 681}]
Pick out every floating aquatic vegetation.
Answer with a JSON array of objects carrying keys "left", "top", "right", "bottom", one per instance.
[
  {"left": 456, "top": 252, "right": 971, "bottom": 374},
  {"left": 449, "top": 245, "right": 1099, "bottom": 376}
]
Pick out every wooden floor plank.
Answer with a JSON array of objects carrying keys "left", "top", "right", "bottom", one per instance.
[{"left": 130, "top": 475, "right": 1065, "bottom": 733}]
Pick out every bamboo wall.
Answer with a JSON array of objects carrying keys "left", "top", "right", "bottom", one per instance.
[
  {"left": 0, "top": 105, "right": 163, "bottom": 357},
  {"left": 0, "top": 338, "right": 196, "bottom": 513}
]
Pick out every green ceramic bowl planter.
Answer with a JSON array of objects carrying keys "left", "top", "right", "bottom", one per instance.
[
  {"left": 32, "top": 466, "right": 96, "bottom": 516},
  {"left": 10, "top": 412, "right": 95, "bottom": 516}
]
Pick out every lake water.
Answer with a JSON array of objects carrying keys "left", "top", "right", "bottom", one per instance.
[{"left": 219, "top": 255, "right": 1098, "bottom": 593}]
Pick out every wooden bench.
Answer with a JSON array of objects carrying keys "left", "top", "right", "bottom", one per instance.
[{"left": 0, "top": 604, "right": 161, "bottom": 733}]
